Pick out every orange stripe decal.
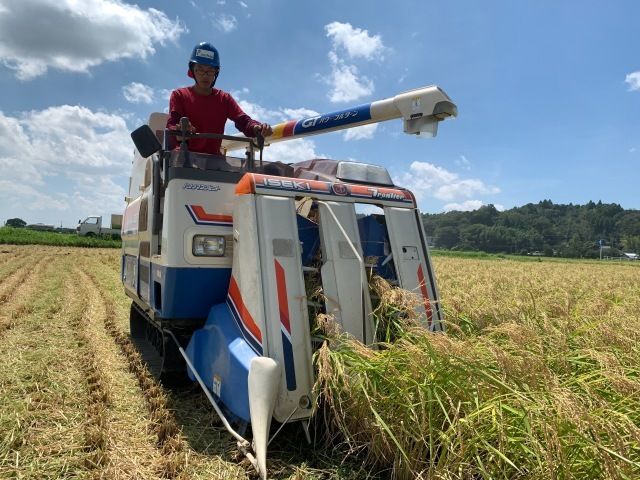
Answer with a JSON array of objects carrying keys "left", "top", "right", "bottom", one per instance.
[
  {"left": 274, "top": 260, "right": 291, "bottom": 333},
  {"left": 190, "top": 205, "right": 232, "bottom": 223},
  {"left": 282, "top": 120, "right": 296, "bottom": 137},
  {"left": 417, "top": 264, "right": 433, "bottom": 327},
  {"left": 228, "top": 276, "right": 262, "bottom": 342}
]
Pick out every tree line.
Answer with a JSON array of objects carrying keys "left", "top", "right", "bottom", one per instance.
[{"left": 422, "top": 200, "right": 640, "bottom": 258}]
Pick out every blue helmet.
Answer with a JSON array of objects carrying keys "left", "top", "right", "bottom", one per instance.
[{"left": 189, "top": 42, "right": 220, "bottom": 69}]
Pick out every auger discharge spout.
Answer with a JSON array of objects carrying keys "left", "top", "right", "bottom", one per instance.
[{"left": 221, "top": 85, "right": 457, "bottom": 153}]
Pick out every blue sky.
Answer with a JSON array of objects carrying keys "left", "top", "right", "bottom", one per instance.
[{"left": 0, "top": 0, "right": 638, "bottom": 227}]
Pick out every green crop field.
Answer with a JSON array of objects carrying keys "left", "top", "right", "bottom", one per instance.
[
  {"left": 0, "top": 245, "right": 638, "bottom": 479},
  {"left": 0, "top": 227, "right": 120, "bottom": 248}
]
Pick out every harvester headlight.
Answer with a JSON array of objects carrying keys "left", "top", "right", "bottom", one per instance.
[{"left": 193, "top": 235, "right": 226, "bottom": 256}]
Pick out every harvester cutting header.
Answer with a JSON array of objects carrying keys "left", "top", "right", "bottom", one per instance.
[{"left": 125, "top": 83, "right": 457, "bottom": 478}]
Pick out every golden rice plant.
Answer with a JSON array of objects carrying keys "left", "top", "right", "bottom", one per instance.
[{"left": 314, "top": 258, "right": 640, "bottom": 479}]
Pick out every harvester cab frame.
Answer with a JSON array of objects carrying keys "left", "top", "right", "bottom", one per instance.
[{"left": 125, "top": 85, "right": 456, "bottom": 479}]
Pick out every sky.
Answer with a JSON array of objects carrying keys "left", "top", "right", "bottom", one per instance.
[{"left": 0, "top": 0, "right": 638, "bottom": 227}]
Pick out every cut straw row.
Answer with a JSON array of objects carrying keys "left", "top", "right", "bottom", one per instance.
[{"left": 81, "top": 269, "right": 190, "bottom": 479}]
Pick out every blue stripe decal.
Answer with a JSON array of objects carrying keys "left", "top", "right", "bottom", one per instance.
[
  {"left": 292, "top": 104, "right": 372, "bottom": 135},
  {"left": 281, "top": 331, "right": 297, "bottom": 391},
  {"left": 226, "top": 297, "right": 263, "bottom": 355},
  {"left": 186, "top": 204, "right": 198, "bottom": 223}
]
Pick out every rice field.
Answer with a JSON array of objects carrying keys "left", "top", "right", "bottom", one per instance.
[{"left": 0, "top": 245, "right": 638, "bottom": 479}]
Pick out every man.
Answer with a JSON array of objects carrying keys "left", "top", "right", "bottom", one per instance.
[{"left": 167, "top": 42, "right": 272, "bottom": 155}]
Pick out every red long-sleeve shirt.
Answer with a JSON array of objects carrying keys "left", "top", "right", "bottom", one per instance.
[{"left": 167, "top": 87, "right": 259, "bottom": 155}]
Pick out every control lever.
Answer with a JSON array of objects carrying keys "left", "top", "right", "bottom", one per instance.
[
  {"left": 255, "top": 131, "right": 265, "bottom": 169},
  {"left": 179, "top": 117, "right": 192, "bottom": 168}
]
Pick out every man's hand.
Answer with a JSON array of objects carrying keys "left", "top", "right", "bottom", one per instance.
[
  {"left": 175, "top": 121, "right": 196, "bottom": 141},
  {"left": 254, "top": 123, "right": 273, "bottom": 137}
]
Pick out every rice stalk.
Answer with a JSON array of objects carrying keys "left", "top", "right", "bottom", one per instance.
[{"left": 314, "top": 264, "right": 640, "bottom": 479}]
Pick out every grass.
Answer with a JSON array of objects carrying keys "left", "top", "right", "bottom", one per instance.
[{"left": 0, "top": 227, "right": 120, "bottom": 248}]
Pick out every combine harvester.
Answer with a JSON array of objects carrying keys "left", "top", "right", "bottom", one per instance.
[{"left": 125, "top": 85, "right": 457, "bottom": 478}]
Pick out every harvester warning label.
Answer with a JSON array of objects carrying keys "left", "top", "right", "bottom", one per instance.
[{"left": 212, "top": 374, "right": 221, "bottom": 396}]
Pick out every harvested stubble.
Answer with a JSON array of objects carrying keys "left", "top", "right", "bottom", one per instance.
[
  {"left": 0, "top": 254, "right": 47, "bottom": 336},
  {"left": 79, "top": 251, "right": 251, "bottom": 479},
  {"left": 79, "top": 268, "right": 188, "bottom": 478},
  {"left": 314, "top": 259, "right": 640, "bottom": 479}
]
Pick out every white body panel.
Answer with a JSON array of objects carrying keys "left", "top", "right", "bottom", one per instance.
[
  {"left": 232, "top": 194, "right": 314, "bottom": 423},
  {"left": 318, "top": 201, "right": 374, "bottom": 344},
  {"left": 384, "top": 206, "right": 443, "bottom": 331},
  {"left": 160, "top": 179, "right": 236, "bottom": 268}
]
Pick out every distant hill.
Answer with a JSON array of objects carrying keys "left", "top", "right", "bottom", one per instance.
[{"left": 422, "top": 200, "right": 640, "bottom": 258}]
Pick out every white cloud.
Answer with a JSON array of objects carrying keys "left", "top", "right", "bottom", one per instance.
[
  {"left": 223, "top": 98, "right": 323, "bottom": 162},
  {"left": 123, "top": 82, "right": 154, "bottom": 104},
  {"left": 22, "top": 105, "right": 131, "bottom": 169},
  {"left": 325, "top": 22, "right": 384, "bottom": 61},
  {"left": 327, "top": 52, "right": 374, "bottom": 103},
  {"left": 0, "top": 181, "right": 69, "bottom": 212},
  {"left": 434, "top": 179, "right": 499, "bottom": 202},
  {"left": 394, "top": 161, "right": 500, "bottom": 204},
  {"left": 455, "top": 154, "right": 471, "bottom": 170},
  {"left": 398, "top": 68, "right": 408, "bottom": 84},
  {"left": 66, "top": 173, "right": 127, "bottom": 215},
  {"left": 215, "top": 13, "right": 238, "bottom": 33},
  {"left": 281, "top": 108, "right": 320, "bottom": 120},
  {"left": 267, "top": 138, "right": 322, "bottom": 164},
  {"left": 324, "top": 22, "right": 382, "bottom": 103},
  {"left": 442, "top": 200, "right": 484, "bottom": 212},
  {"left": 235, "top": 95, "right": 319, "bottom": 125},
  {"left": 343, "top": 123, "right": 377, "bottom": 141},
  {"left": 239, "top": 1, "right": 248, "bottom": 7},
  {"left": 0, "top": 0, "right": 186, "bottom": 80},
  {"left": 236, "top": 99, "right": 279, "bottom": 125},
  {"left": 355, "top": 204, "right": 384, "bottom": 216},
  {"left": 158, "top": 88, "right": 173, "bottom": 104},
  {"left": 220, "top": 95, "right": 323, "bottom": 162},
  {"left": 0, "top": 106, "right": 131, "bottom": 224},
  {"left": 442, "top": 200, "right": 505, "bottom": 212},
  {"left": 625, "top": 71, "right": 640, "bottom": 91}
]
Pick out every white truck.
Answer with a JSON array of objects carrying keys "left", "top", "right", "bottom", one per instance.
[{"left": 76, "top": 214, "right": 122, "bottom": 237}]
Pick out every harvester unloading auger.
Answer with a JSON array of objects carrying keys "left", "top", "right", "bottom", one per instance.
[{"left": 124, "top": 85, "right": 457, "bottom": 478}]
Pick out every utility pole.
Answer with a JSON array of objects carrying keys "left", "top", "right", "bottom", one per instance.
[{"left": 599, "top": 239, "right": 604, "bottom": 260}]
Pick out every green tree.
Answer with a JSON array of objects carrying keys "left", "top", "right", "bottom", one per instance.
[
  {"left": 622, "top": 235, "right": 640, "bottom": 253},
  {"left": 434, "top": 226, "right": 459, "bottom": 249},
  {"left": 459, "top": 224, "right": 488, "bottom": 251},
  {"left": 617, "top": 212, "right": 640, "bottom": 237},
  {"left": 468, "top": 204, "right": 499, "bottom": 226},
  {"left": 5, "top": 218, "right": 26, "bottom": 228},
  {"left": 421, "top": 201, "right": 639, "bottom": 258}
]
